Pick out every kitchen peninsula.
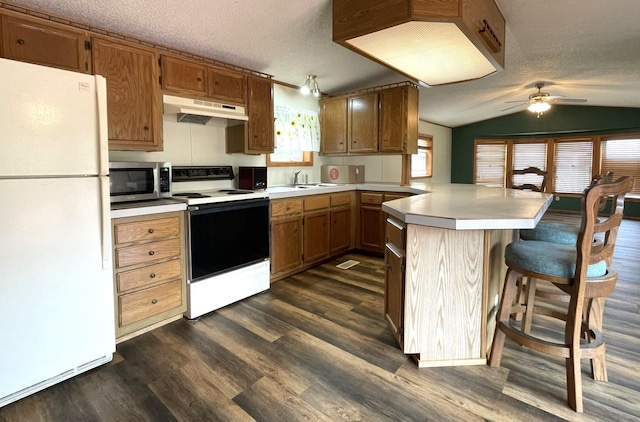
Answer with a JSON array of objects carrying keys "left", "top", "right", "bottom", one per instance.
[{"left": 381, "top": 184, "right": 552, "bottom": 367}]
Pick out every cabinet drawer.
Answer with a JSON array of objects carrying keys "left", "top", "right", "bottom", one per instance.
[
  {"left": 361, "top": 192, "right": 383, "bottom": 205},
  {"left": 304, "top": 195, "right": 330, "bottom": 212},
  {"left": 386, "top": 217, "right": 405, "bottom": 250},
  {"left": 116, "top": 238, "right": 181, "bottom": 268},
  {"left": 114, "top": 217, "right": 180, "bottom": 245},
  {"left": 119, "top": 279, "right": 182, "bottom": 326},
  {"left": 271, "top": 199, "right": 302, "bottom": 217},
  {"left": 330, "top": 192, "right": 351, "bottom": 207},
  {"left": 116, "top": 259, "right": 182, "bottom": 292},
  {"left": 384, "top": 193, "right": 410, "bottom": 202}
]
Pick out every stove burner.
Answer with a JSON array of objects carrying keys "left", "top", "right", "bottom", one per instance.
[
  {"left": 219, "top": 189, "right": 251, "bottom": 195},
  {"left": 173, "top": 192, "right": 211, "bottom": 198}
]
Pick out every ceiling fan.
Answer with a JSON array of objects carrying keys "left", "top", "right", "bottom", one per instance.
[{"left": 503, "top": 83, "right": 587, "bottom": 117}]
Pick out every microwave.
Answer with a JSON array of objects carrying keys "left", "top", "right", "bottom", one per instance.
[{"left": 109, "top": 161, "right": 172, "bottom": 203}]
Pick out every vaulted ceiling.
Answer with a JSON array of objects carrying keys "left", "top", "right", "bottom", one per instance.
[{"left": 9, "top": 0, "right": 640, "bottom": 127}]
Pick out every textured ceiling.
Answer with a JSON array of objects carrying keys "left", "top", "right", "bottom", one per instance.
[{"left": 8, "top": 0, "right": 640, "bottom": 127}]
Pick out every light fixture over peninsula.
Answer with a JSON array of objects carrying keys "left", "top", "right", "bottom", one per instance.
[{"left": 333, "top": 0, "right": 505, "bottom": 87}]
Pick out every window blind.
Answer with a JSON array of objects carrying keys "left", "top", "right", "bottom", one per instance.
[
  {"left": 554, "top": 140, "right": 593, "bottom": 194},
  {"left": 513, "top": 142, "right": 547, "bottom": 187},
  {"left": 475, "top": 142, "right": 506, "bottom": 187},
  {"left": 601, "top": 138, "right": 640, "bottom": 198}
]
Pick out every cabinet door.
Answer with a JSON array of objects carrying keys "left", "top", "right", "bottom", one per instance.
[
  {"left": 303, "top": 211, "right": 330, "bottom": 264},
  {"left": 360, "top": 205, "right": 384, "bottom": 253},
  {"left": 1, "top": 14, "right": 90, "bottom": 73},
  {"left": 92, "top": 37, "right": 162, "bottom": 151},
  {"left": 379, "top": 85, "right": 419, "bottom": 154},
  {"left": 246, "top": 75, "right": 274, "bottom": 153},
  {"left": 208, "top": 67, "right": 246, "bottom": 104},
  {"left": 320, "top": 97, "right": 348, "bottom": 154},
  {"left": 349, "top": 92, "right": 378, "bottom": 153},
  {"left": 330, "top": 206, "right": 351, "bottom": 255},
  {"left": 385, "top": 243, "right": 404, "bottom": 346},
  {"left": 160, "top": 55, "right": 206, "bottom": 96},
  {"left": 270, "top": 216, "right": 302, "bottom": 274}
]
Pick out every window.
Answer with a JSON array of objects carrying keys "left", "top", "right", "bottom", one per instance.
[
  {"left": 553, "top": 138, "right": 593, "bottom": 194},
  {"left": 411, "top": 134, "right": 433, "bottom": 178},
  {"left": 601, "top": 137, "right": 640, "bottom": 198},
  {"left": 474, "top": 141, "right": 506, "bottom": 187},
  {"left": 512, "top": 140, "right": 547, "bottom": 187},
  {"left": 267, "top": 106, "right": 319, "bottom": 167}
]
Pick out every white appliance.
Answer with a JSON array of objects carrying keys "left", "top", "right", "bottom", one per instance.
[{"left": 0, "top": 58, "right": 115, "bottom": 407}]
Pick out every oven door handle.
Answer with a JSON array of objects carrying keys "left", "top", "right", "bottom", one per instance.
[{"left": 188, "top": 198, "right": 270, "bottom": 215}]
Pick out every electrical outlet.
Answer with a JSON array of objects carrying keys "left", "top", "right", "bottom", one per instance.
[{"left": 555, "top": 195, "right": 560, "bottom": 201}]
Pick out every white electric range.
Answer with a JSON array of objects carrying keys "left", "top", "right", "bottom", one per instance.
[{"left": 171, "top": 166, "right": 270, "bottom": 319}]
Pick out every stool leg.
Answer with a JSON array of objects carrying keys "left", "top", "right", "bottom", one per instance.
[
  {"left": 566, "top": 296, "right": 584, "bottom": 413},
  {"left": 586, "top": 297, "right": 608, "bottom": 381},
  {"left": 522, "top": 277, "right": 537, "bottom": 334},
  {"left": 489, "top": 268, "right": 520, "bottom": 367}
]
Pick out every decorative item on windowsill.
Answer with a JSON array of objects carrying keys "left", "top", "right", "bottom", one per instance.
[{"left": 299, "top": 75, "right": 320, "bottom": 97}]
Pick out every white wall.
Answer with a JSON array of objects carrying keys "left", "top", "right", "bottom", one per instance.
[{"left": 109, "top": 85, "right": 452, "bottom": 186}]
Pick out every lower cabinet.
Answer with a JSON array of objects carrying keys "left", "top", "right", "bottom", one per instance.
[
  {"left": 358, "top": 191, "right": 411, "bottom": 254},
  {"left": 112, "top": 211, "right": 186, "bottom": 343},
  {"left": 270, "top": 191, "right": 355, "bottom": 281},
  {"left": 384, "top": 216, "right": 406, "bottom": 347}
]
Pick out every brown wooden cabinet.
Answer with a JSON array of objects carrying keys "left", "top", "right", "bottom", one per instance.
[
  {"left": 330, "top": 192, "right": 353, "bottom": 255},
  {"left": 270, "top": 199, "right": 303, "bottom": 275},
  {"left": 227, "top": 75, "right": 274, "bottom": 154},
  {"left": 320, "top": 83, "right": 418, "bottom": 156},
  {"left": 208, "top": 66, "right": 246, "bottom": 104},
  {"left": 349, "top": 92, "right": 379, "bottom": 153},
  {"left": 384, "top": 216, "right": 406, "bottom": 347},
  {"left": 303, "top": 195, "right": 331, "bottom": 264},
  {"left": 379, "top": 85, "right": 418, "bottom": 154},
  {"left": 160, "top": 55, "right": 206, "bottom": 96},
  {"left": 112, "top": 211, "right": 186, "bottom": 343},
  {"left": 320, "top": 97, "right": 348, "bottom": 154},
  {"left": 358, "top": 191, "right": 411, "bottom": 254},
  {"left": 92, "top": 37, "right": 162, "bottom": 151},
  {"left": 0, "top": 12, "right": 90, "bottom": 73}
]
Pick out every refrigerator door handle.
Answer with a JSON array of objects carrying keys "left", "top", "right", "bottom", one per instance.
[
  {"left": 99, "top": 175, "right": 112, "bottom": 270},
  {"left": 95, "top": 75, "right": 109, "bottom": 177}
]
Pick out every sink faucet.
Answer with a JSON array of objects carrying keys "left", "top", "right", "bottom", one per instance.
[{"left": 293, "top": 170, "right": 302, "bottom": 185}]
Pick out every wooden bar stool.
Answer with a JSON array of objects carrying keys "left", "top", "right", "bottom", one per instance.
[{"left": 489, "top": 175, "right": 633, "bottom": 413}]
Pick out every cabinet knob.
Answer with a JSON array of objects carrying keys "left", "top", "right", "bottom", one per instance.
[
  {"left": 151, "top": 299, "right": 158, "bottom": 304},
  {"left": 197, "top": 77, "right": 202, "bottom": 81},
  {"left": 16, "top": 39, "right": 25, "bottom": 45},
  {"left": 148, "top": 228, "right": 154, "bottom": 233},
  {"left": 148, "top": 250, "right": 155, "bottom": 256},
  {"left": 143, "top": 126, "right": 149, "bottom": 131},
  {"left": 149, "top": 273, "right": 156, "bottom": 278}
]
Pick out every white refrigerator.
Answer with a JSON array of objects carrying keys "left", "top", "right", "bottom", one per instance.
[{"left": 0, "top": 58, "right": 115, "bottom": 407}]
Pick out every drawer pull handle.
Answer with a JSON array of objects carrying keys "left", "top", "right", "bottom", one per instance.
[
  {"left": 149, "top": 273, "right": 156, "bottom": 278},
  {"left": 148, "top": 250, "right": 155, "bottom": 256},
  {"left": 17, "top": 39, "right": 25, "bottom": 45},
  {"left": 151, "top": 299, "right": 158, "bottom": 304},
  {"left": 148, "top": 228, "right": 154, "bottom": 233},
  {"left": 197, "top": 77, "right": 202, "bottom": 81}
]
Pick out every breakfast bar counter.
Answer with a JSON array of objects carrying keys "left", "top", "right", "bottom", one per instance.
[{"left": 381, "top": 184, "right": 552, "bottom": 367}]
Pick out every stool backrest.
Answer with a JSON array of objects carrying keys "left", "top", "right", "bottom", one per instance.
[
  {"left": 510, "top": 167, "right": 547, "bottom": 192},
  {"left": 575, "top": 175, "right": 632, "bottom": 284}
]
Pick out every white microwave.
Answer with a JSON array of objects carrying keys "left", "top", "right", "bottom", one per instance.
[{"left": 109, "top": 161, "right": 172, "bottom": 203}]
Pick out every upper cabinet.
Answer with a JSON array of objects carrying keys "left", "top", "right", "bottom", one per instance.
[
  {"left": 160, "top": 55, "right": 247, "bottom": 105},
  {"left": 160, "top": 55, "right": 206, "bottom": 96},
  {"left": 92, "top": 37, "right": 163, "bottom": 151},
  {"left": 0, "top": 12, "right": 90, "bottom": 73},
  {"left": 379, "top": 85, "right": 418, "bottom": 154},
  {"left": 208, "top": 66, "right": 246, "bottom": 104},
  {"left": 320, "top": 83, "right": 418, "bottom": 155},
  {"left": 227, "top": 75, "right": 274, "bottom": 154}
]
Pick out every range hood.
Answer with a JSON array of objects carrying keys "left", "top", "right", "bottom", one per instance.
[{"left": 162, "top": 94, "right": 248, "bottom": 125}]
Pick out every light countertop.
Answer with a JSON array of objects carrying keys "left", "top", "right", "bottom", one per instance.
[
  {"left": 381, "top": 183, "right": 553, "bottom": 230},
  {"left": 111, "top": 199, "right": 187, "bottom": 219},
  {"left": 266, "top": 182, "right": 427, "bottom": 199}
]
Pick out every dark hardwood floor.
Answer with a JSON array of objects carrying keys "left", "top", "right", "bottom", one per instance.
[{"left": 1, "top": 215, "right": 639, "bottom": 421}]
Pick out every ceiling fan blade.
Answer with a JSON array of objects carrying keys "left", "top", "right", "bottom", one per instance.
[
  {"left": 502, "top": 103, "right": 526, "bottom": 112},
  {"left": 552, "top": 98, "right": 588, "bottom": 103},
  {"left": 503, "top": 100, "right": 529, "bottom": 104}
]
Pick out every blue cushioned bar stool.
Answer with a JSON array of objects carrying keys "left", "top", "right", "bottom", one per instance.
[{"left": 489, "top": 175, "right": 633, "bottom": 413}]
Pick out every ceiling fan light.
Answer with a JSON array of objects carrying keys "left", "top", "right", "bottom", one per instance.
[{"left": 527, "top": 101, "right": 551, "bottom": 113}]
